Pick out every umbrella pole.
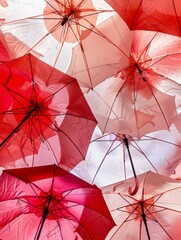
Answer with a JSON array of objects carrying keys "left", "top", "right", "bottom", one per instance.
[
  {"left": 35, "top": 196, "right": 52, "bottom": 240},
  {"left": 123, "top": 135, "right": 137, "bottom": 178},
  {"left": 123, "top": 135, "right": 139, "bottom": 195},
  {"left": 0, "top": 105, "right": 39, "bottom": 148},
  {"left": 140, "top": 201, "right": 151, "bottom": 240}
]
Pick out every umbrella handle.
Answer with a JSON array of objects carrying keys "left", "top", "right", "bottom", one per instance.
[{"left": 128, "top": 178, "right": 139, "bottom": 195}]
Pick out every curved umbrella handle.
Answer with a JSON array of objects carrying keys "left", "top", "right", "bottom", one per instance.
[{"left": 128, "top": 178, "right": 139, "bottom": 195}]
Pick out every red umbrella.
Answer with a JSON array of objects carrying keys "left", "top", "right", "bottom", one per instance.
[
  {"left": 105, "top": 0, "right": 181, "bottom": 37},
  {"left": 103, "top": 171, "right": 181, "bottom": 240},
  {"left": 0, "top": 164, "right": 115, "bottom": 239},
  {"left": 0, "top": 53, "right": 97, "bottom": 169}
]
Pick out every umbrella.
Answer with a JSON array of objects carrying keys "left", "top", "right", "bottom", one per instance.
[
  {"left": 84, "top": 29, "right": 181, "bottom": 138},
  {"left": 0, "top": 1, "right": 133, "bottom": 90},
  {"left": 73, "top": 125, "right": 181, "bottom": 188},
  {"left": 102, "top": 171, "right": 181, "bottom": 240},
  {"left": 85, "top": 72, "right": 177, "bottom": 139},
  {"left": 0, "top": 53, "right": 97, "bottom": 169},
  {"left": 0, "top": 164, "right": 115, "bottom": 239},
  {"left": 105, "top": 0, "right": 181, "bottom": 37}
]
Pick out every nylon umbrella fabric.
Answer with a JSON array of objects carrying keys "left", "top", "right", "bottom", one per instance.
[
  {"left": 67, "top": 13, "right": 133, "bottom": 89},
  {"left": 85, "top": 72, "right": 177, "bottom": 139},
  {"left": 105, "top": 0, "right": 181, "bottom": 37},
  {"left": 102, "top": 171, "right": 181, "bottom": 240},
  {"left": 84, "top": 29, "right": 181, "bottom": 138},
  {"left": 0, "top": 31, "right": 10, "bottom": 62},
  {"left": 0, "top": 164, "right": 115, "bottom": 240},
  {"left": 73, "top": 125, "right": 181, "bottom": 188},
  {"left": 0, "top": 0, "right": 133, "bottom": 90},
  {"left": 0, "top": 53, "right": 97, "bottom": 169}
]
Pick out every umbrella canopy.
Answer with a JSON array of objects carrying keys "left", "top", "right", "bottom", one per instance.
[
  {"left": 103, "top": 171, "right": 181, "bottom": 240},
  {"left": 0, "top": 53, "right": 97, "bottom": 169},
  {"left": 84, "top": 30, "right": 181, "bottom": 138},
  {"left": 0, "top": 164, "right": 115, "bottom": 239},
  {"left": 105, "top": 0, "right": 181, "bottom": 37},
  {"left": 85, "top": 73, "right": 177, "bottom": 138},
  {"left": 73, "top": 126, "right": 181, "bottom": 187},
  {"left": 0, "top": 1, "right": 133, "bottom": 90},
  {"left": 67, "top": 13, "right": 133, "bottom": 89}
]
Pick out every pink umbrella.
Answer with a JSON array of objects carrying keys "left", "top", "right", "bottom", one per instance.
[
  {"left": 0, "top": 164, "right": 115, "bottom": 240},
  {"left": 84, "top": 30, "right": 181, "bottom": 138},
  {"left": 85, "top": 72, "right": 177, "bottom": 139},
  {"left": 103, "top": 171, "right": 181, "bottom": 240},
  {"left": 105, "top": 0, "right": 181, "bottom": 37}
]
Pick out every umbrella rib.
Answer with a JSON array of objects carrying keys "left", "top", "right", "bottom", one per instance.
[
  {"left": 138, "top": 135, "right": 181, "bottom": 148},
  {"left": 0, "top": 104, "right": 40, "bottom": 148},
  {"left": 129, "top": 140, "right": 159, "bottom": 173},
  {"left": 172, "top": 0, "right": 181, "bottom": 33},
  {"left": 42, "top": 137, "right": 60, "bottom": 165},
  {"left": 0, "top": 82, "right": 33, "bottom": 106},
  {"left": 70, "top": 19, "right": 94, "bottom": 89},
  {"left": 69, "top": 15, "right": 129, "bottom": 57},
  {"left": 49, "top": 188, "right": 113, "bottom": 220},
  {"left": 91, "top": 139, "right": 116, "bottom": 184},
  {"left": 2, "top": 13, "right": 46, "bottom": 25},
  {"left": 137, "top": 32, "right": 158, "bottom": 62},
  {"left": 48, "top": 24, "right": 68, "bottom": 68},
  {"left": 109, "top": 203, "right": 141, "bottom": 239},
  {"left": 91, "top": 132, "right": 114, "bottom": 142},
  {"left": 106, "top": 140, "right": 123, "bottom": 155},
  {"left": 51, "top": 203, "right": 93, "bottom": 240},
  {"left": 129, "top": 0, "right": 143, "bottom": 29},
  {"left": 42, "top": 189, "right": 97, "bottom": 239},
  {"left": 36, "top": 79, "right": 76, "bottom": 107},
  {"left": 22, "top": 109, "right": 93, "bottom": 162},
  {"left": 144, "top": 206, "right": 173, "bottom": 239},
  {"left": 102, "top": 74, "right": 129, "bottom": 133},
  {"left": 145, "top": 80, "right": 170, "bottom": 130}
]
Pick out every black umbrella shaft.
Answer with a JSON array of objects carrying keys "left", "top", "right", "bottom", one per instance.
[
  {"left": 140, "top": 201, "right": 151, "bottom": 240},
  {"left": 123, "top": 135, "right": 137, "bottom": 179},
  {"left": 35, "top": 196, "right": 52, "bottom": 240},
  {"left": 0, "top": 105, "right": 38, "bottom": 148},
  {"left": 35, "top": 206, "right": 49, "bottom": 240}
]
